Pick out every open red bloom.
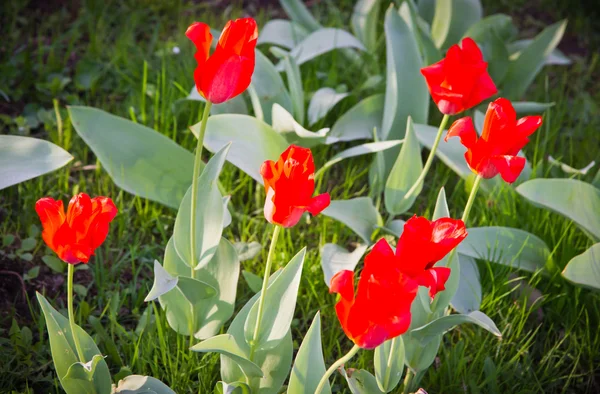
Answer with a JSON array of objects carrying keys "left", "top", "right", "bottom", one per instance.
[
  {"left": 35, "top": 193, "right": 117, "bottom": 264},
  {"left": 186, "top": 18, "right": 258, "bottom": 104},
  {"left": 445, "top": 98, "right": 543, "bottom": 183},
  {"left": 421, "top": 37, "right": 497, "bottom": 115},
  {"left": 330, "top": 216, "right": 467, "bottom": 349},
  {"left": 260, "top": 145, "right": 330, "bottom": 228}
]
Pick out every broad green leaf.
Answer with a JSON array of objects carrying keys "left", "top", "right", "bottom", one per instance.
[
  {"left": 320, "top": 243, "right": 368, "bottom": 287},
  {"left": 327, "top": 94, "right": 384, "bottom": 143},
  {"left": 516, "top": 179, "right": 600, "bottom": 241},
  {"left": 252, "top": 50, "right": 294, "bottom": 124},
  {"left": 258, "top": 19, "right": 309, "bottom": 49},
  {"left": 381, "top": 7, "right": 428, "bottom": 141},
  {"left": 244, "top": 248, "right": 306, "bottom": 350},
  {"left": 431, "top": 0, "right": 482, "bottom": 49},
  {"left": 42, "top": 255, "right": 65, "bottom": 273},
  {"left": 410, "top": 311, "right": 502, "bottom": 344},
  {"left": 279, "top": 0, "right": 322, "bottom": 32},
  {"left": 161, "top": 237, "right": 239, "bottom": 339},
  {"left": 112, "top": 375, "right": 175, "bottom": 394},
  {"left": 36, "top": 293, "right": 112, "bottom": 394},
  {"left": 275, "top": 50, "right": 305, "bottom": 124},
  {"left": 272, "top": 104, "right": 328, "bottom": 147},
  {"left": 215, "top": 381, "right": 251, "bottom": 394},
  {"left": 242, "top": 270, "right": 263, "bottom": 293},
  {"left": 508, "top": 39, "right": 571, "bottom": 66},
  {"left": 340, "top": 368, "right": 385, "bottom": 394},
  {"left": 374, "top": 337, "right": 405, "bottom": 392},
  {"left": 0, "top": 135, "right": 73, "bottom": 190},
  {"left": 322, "top": 140, "right": 403, "bottom": 172},
  {"left": 548, "top": 156, "right": 596, "bottom": 176},
  {"left": 63, "top": 355, "right": 105, "bottom": 383},
  {"left": 288, "top": 312, "right": 330, "bottom": 394},
  {"left": 322, "top": 198, "right": 382, "bottom": 243},
  {"left": 380, "top": 219, "right": 405, "bottom": 237},
  {"left": 457, "top": 226, "right": 552, "bottom": 272},
  {"left": 284, "top": 28, "right": 366, "bottom": 68},
  {"left": 221, "top": 271, "right": 292, "bottom": 394},
  {"left": 234, "top": 242, "right": 262, "bottom": 262},
  {"left": 199, "top": 114, "right": 288, "bottom": 183},
  {"left": 416, "top": 0, "right": 435, "bottom": 24},
  {"left": 478, "top": 29, "right": 510, "bottom": 84},
  {"left": 68, "top": 106, "right": 193, "bottom": 209},
  {"left": 173, "top": 145, "right": 229, "bottom": 269},
  {"left": 512, "top": 101, "right": 555, "bottom": 115},
  {"left": 144, "top": 260, "right": 178, "bottom": 302},
  {"left": 384, "top": 117, "right": 423, "bottom": 215},
  {"left": 400, "top": 0, "right": 441, "bottom": 65},
  {"left": 450, "top": 255, "right": 482, "bottom": 314},
  {"left": 351, "top": 0, "right": 382, "bottom": 53},
  {"left": 402, "top": 333, "right": 441, "bottom": 373},
  {"left": 308, "top": 87, "right": 349, "bottom": 126},
  {"left": 191, "top": 334, "right": 264, "bottom": 378},
  {"left": 186, "top": 87, "right": 248, "bottom": 115},
  {"left": 463, "top": 14, "right": 517, "bottom": 43},
  {"left": 502, "top": 20, "right": 567, "bottom": 99},
  {"left": 562, "top": 243, "right": 600, "bottom": 290}
]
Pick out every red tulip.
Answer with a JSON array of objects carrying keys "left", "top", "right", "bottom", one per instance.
[
  {"left": 186, "top": 18, "right": 258, "bottom": 104},
  {"left": 445, "top": 98, "right": 543, "bottom": 183},
  {"left": 330, "top": 216, "right": 467, "bottom": 349},
  {"left": 260, "top": 145, "right": 330, "bottom": 228},
  {"left": 35, "top": 193, "right": 118, "bottom": 264},
  {"left": 421, "top": 37, "right": 497, "bottom": 115}
]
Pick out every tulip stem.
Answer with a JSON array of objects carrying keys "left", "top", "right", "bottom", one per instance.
[
  {"left": 189, "top": 101, "right": 213, "bottom": 276},
  {"left": 67, "top": 263, "right": 86, "bottom": 363},
  {"left": 404, "top": 114, "right": 450, "bottom": 200},
  {"left": 315, "top": 344, "right": 361, "bottom": 394},
  {"left": 462, "top": 175, "right": 483, "bottom": 224},
  {"left": 249, "top": 224, "right": 282, "bottom": 361},
  {"left": 402, "top": 369, "right": 414, "bottom": 394}
]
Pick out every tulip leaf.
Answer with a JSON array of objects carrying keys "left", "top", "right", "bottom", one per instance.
[
  {"left": 340, "top": 368, "right": 385, "bottom": 394},
  {"left": 548, "top": 156, "right": 596, "bottom": 176},
  {"left": 144, "top": 260, "right": 178, "bottom": 302},
  {"left": 68, "top": 106, "right": 193, "bottom": 209},
  {"left": 384, "top": 117, "right": 423, "bottom": 215},
  {"left": 271, "top": 104, "right": 328, "bottom": 147},
  {"left": 258, "top": 19, "right": 309, "bottom": 49},
  {"left": 186, "top": 87, "right": 248, "bottom": 115},
  {"left": 562, "top": 243, "right": 600, "bottom": 290},
  {"left": 36, "top": 292, "right": 112, "bottom": 394},
  {"left": 431, "top": 0, "right": 482, "bottom": 49},
  {"left": 242, "top": 270, "right": 263, "bottom": 293},
  {"left": 463, "top": 14, "right": 517, "bottom": 43},
  {"left": 251, "top": 50, "right": 294, "bottom": 124},
  {"left": 411, "top": 311, "right": 502, "bottom": 344},
  {"left": 351, "top": 0, "right": 382, "bottom": 53},
  {"left": 191, "top": 334, "right": 264, "bottom": 378},
  {"left": 199, "top": 114, "right": 288, "bottom": 183},
  {"left": 220, "top": 270, "right": 292, "bottom": 394},
  {"left": 399, "top": 0, "right": 441, "bottom": 65},
  {"left": 308, "top": 87, "right": 350, "bottom": 126},
  {"left": 322, "top": 140, "right": 404, "bottom": 172},
  {"left": 279, "top": 0, "right": 322, "bottom": 32},
  {"left": 508, "top": 39, "right": 571, "bottom": 66},
  {"left": 112, "top": 375, "right": 175, "bottom": 394},
  {"left": 380, "top": 219, "right": 406, "bottom": 237},
  {"left": 516, "top": 178, "right": 600, "bottom": 241},
  {"left": 288, "top": 312, "right": 330, "bottom": 394},
  {"left": 215, "top": 381, "right": 251, "bottom": 394},
  {"left": 327, "top": 94, "right": 384, "bottom": 143},
  {"left": 502, "top": 20, "right": 567, "bottom": 100},
  {"left": 322, "top": 198, "right": 382, "bottom": 243},
  {"left": 403, "top": 332, "right": 442, "bottom": 373},
  {"left": 172, "top": 144, "right": 229, "bottom": 270},
  {"left": 320, "top": 243, "right": 369, "bottom": 287},
  {"left": 511, "top": 101, "right": 555, "bottom": 115},
  {"left": 283, "top": 28, "right": 366, "bottom": 68},
  {"left": 457, "top": 226, "right": 551, "bottom": 272},
  {"left": 450, "top": 255, "right": 482, "bottom": 314},
  {"left": 161, "top": 237, "right": 240, "bottom": 339},
  {"left": 274, "top": 50, "right": 305, "bottom": 124},
  {"left": 374, "top": 336, "right": 405, "bottom": 393},
  {"left": 234, "top": 242, "right": 262, "bottom": 262},
  {"left": 0, "top": 135, "right": 73, "bottom": 190},
  {"left": 244, "top": 248, "right": 306, "bottom": 350}
]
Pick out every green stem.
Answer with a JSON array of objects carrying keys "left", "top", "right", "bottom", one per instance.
[
  {"left": 402, "top": 368, "right": 414, "bottom": 394},
  {"left": 249, "top": 225, "right": 282, "bottom": 361},
  {"left": 382, "top": 337, "right": 397, "bottom": 389},
  {"left": 67, "top": 264, "right": 86, "bottom": 363},
  {"left": 189, "top": 101, "right": 212, "bottom": 276},
  {"left": 462, "top": 175, "right": 483, "bottom": 224},
  {"left": 403, "top": 114, "right": 450, "bottom": 200},
  {"left": 315, "top": 344, "right": 361, "bottom": 394}
]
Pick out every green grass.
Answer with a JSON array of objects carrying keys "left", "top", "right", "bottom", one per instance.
[{"left": 1, "top": 0, "right": 599, "bottom": 393}]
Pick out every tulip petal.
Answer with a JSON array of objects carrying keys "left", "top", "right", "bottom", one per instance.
[
  {"left": 186, "top": 22, "right": 212, "bottom": 67},
  {"left": 446, "top": 117, "right": 478, "bottom": 149},
  {"left": 490, "top": 155, "right": 526, "bottom": 183},
  {"left": 516, "top": 115, "right": 543, "bottom": 138},
  {"left": 306, "top": 193, "right": 331, "bottom": 216},
  {"left": 481, "top": 98, "right": 516, "bottom": 142},
  {"left": 415, "top": 266, "right": 451, "bottom": 298},
  {"left": 460, "top": 37, "right": 484, "bottom": 63},
  {"left": 35, "top": 198, "right": 66, "bottom": 251}
]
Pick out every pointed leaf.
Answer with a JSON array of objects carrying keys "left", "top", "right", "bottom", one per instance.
[
  {"left": 341, "top": 368, "right": 385, "bottom": 394},
  {"left": 374, "top": 337, "right": 405, "bottom": 392},
  {"left": 351, "top": 0, "right": 382, "bottom": 53},
  {"left": 258, "top": 19, "right": 309, "bottom": 49},
  {"left": 234, "top": 242, "right": 262, "bottom": 262},
  {"left": 327, "top": 94, "right": 384, "bottom": 143},
  {"left": 431, "top": 0, "right": 482, "bottom": 49},
  {"left": 68, "top": 106, "right": 193, "bottom": 208},
  {"left": 191, "top": 334, "right": 264, "bottom": 378},
  {"left": 283, "top": 28, "right": 365, "bottom": 68},
  {"left": 323, "top": 140, "right": 403, "bottom": 171},
  {"left": 562, "top": 243, "right": 600, "bottom": 290},
  {"left": 411, "top": 311, "right": 501, "bottom": 344},
  {"left": 279, "top": 0, "right": 322, "bottom": 32},
  {"left": 322, "top": 198, "right": 382, "bottom": 242},
  {"left": 215, "top": 381, "right": 251, "bottom": 394},
  {"left": 308, "top": 88, "right": 349, "bottom": 126},
  {"left": 508, "top": 39, "right": 571, "bottom": 66},
  {"left": 450, "top": 255, "right": 482, "bottom": 314},
  {"left": 186, "top": 88, "right": 248, "bottom": 115},
  {"left": 144, "top": 260, "right": 178, "bottom": 302},
  {"left": 242, "top": 270, "right": 263, "bottom": 293},
  {"left": 272, "top": 104, "right": 328, "bottom": 147},
  {"left": 321, "top": 243, "right": 368, "bottom": 287},
  {"left": 112, "top": 375, "right": 175, "bottom": 394},
  {"left": 252, "top": 50, "right": 294, "bottom": 124},
  {"left": 63, "top": 355, "right": 105, "bottom": 382}
]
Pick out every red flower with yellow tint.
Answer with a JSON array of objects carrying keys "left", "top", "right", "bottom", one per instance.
[
  {"left": 445, "top": 97, "right": 543, "bottom": 183},
  {"left": 260, "top": 145, "right": 330, "bottom": 228},
  {"left": 35, "top": 193, "right": 117, "bottom": 264},
  {"left": 186, "top": 18, "right": 258, "bottom": 104},
  {"left": 330, "top": 216, "right": 467, "bottom": 349},
  {"left": 421, "top": 37, "right": 497, "bottom": 115}
]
